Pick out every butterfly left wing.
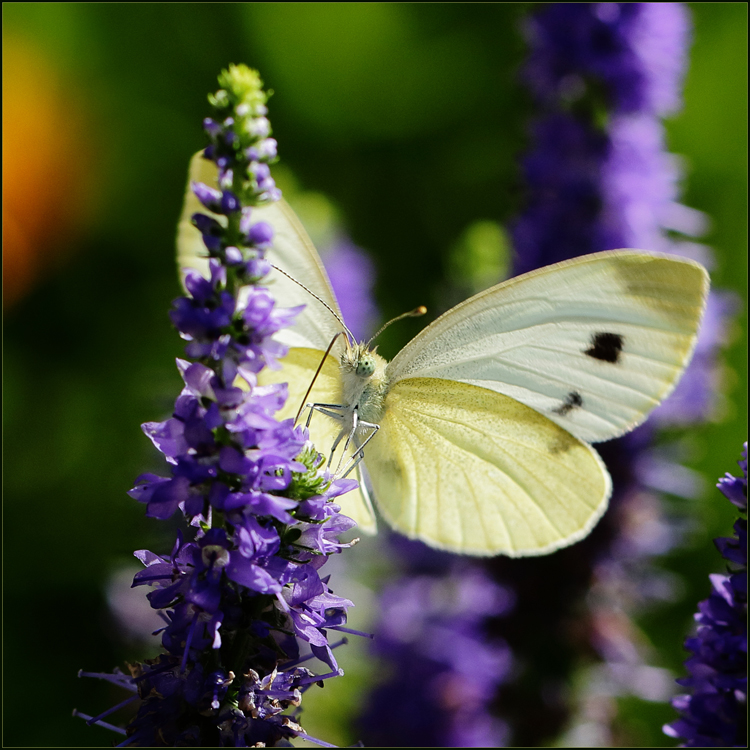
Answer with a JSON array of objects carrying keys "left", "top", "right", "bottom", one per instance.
[
  {"left": 365, "top": 377, "right": 610, "bottom": 556},
  {"left": 176, "top": 151, "right": 345, "bottom": 354},
  {"left": 177, "top": 154, "right": 373, "bottom": 530},
  {"left": 386, "top": 251, "right": 709, "bottom": 444}
]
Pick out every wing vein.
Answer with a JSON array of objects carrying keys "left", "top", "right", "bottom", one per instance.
[
  {"left": 394, "top": 407, "right": 517, "bottom": 549},
  {"left": 397, "top": 398, "right": 603, "bottom": 501},
  {"left": 398, "top": 406, "right": 565, "bottom": 540}
]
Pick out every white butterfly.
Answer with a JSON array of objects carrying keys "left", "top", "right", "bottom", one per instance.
[{"left": 177, "top": 153, "right": 709, "bottom": 557}]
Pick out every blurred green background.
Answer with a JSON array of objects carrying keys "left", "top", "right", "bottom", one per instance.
[{"left": 3, "top": 3, "right": 746, "bottom": 747}]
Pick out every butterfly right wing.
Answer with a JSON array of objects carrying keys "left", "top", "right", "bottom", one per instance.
[
  {"left": 365, "top": 377, "right": 610, "bottom": 556},
  {"left": 176, "top": 151, "right": 345, "bottom": 355},
  {"left": 386, "top": 251, "right": 709, "bottom": 445}
]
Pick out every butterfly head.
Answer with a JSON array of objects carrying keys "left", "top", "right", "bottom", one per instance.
[
  {"left": 356, "top": 353, "right": 376, "bottom": 378},
  {"left": 342, "top": 342, "right": 381, "bottom": 380}
]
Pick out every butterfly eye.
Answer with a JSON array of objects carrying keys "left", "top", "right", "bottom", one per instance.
[{"left": 356, "top": 355, "right": 376, "bottom": 378}]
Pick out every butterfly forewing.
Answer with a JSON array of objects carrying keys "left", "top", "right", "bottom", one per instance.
[
  {"left": 258, "top": 201, "right": 345, "bottom": 352},
  {"left": 366, "top": 377, "right": 611, "bottom": 556},
  {"left": 386, "top": 252, "right": 709, "bottom": 444},
  {"left": 177, "top": 152, "right": 344, "bottom": 354}
]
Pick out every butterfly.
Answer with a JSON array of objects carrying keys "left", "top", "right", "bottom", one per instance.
[{"left": 177, "top": 152, "right": 710, "bottom": 557}]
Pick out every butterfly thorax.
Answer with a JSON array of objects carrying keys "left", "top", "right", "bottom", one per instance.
[{"left": 340, "top": 342, "right": 389, "bottom": 424}]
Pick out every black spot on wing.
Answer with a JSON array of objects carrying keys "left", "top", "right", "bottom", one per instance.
[
  {"left": 585, "top": 332, "right": 624, "bottom": 364},
  {"left": 549, "top": 432, "right": 576, "bottom": 455},
  {"left": 553, "top": 390, "right": 583, "bottom": 417}
]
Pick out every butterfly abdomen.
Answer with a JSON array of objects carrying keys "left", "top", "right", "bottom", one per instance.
[{"left": 358, "top": 370, "right": 389, "bottom": 424}]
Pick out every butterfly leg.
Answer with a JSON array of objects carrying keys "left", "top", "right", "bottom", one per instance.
[
  {"left": 304, "top": 402, "right": 345, "bottom": 430},
  {"left": 337, "top": 424, "right": 379, "bottom": 478},
  {"left": 303, "top": 402, "right": 351, "bottom": 470},
  {"left": 302, "top": 402, "right": 379, "bottom": 477},
  {"left": 336, "top": 408, "right": 380, "bottom": 478}
]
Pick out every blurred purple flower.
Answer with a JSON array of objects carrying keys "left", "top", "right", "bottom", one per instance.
[
  {"left": 359, "top": 537, "right": 513, "bottom": 747},
  {"left": 498, "top": 4, "right": 736, "bottom": 745},
  {"left": 522, "top": 2, "right": 689, "bottom": 116},
  {"left": 515, "top": 2, "right": 734, "bottom": 423},
  {"left": 515, "top": 3, "right": 696, "bottom": 269}
]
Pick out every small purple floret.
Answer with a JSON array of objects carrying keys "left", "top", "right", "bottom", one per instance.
[{"left": 246, "top": 220, "right": 274, "bottom": 247}]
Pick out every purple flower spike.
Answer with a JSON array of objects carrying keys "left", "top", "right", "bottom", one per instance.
[
  {"left": 664, "top": 443, "right": 747, "bottom": 746},
  {"left": 79, "top": 65, "right": 361, "bottom": 748}
]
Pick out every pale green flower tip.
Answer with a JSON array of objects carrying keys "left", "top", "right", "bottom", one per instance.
[{"left": 211, "top": 64, "right": 269, "bottom": 117}]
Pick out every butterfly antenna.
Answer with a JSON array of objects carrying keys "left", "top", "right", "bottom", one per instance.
[
  {"left": 294, "top": 332, "right": 345, "bottom": 424},
  {"left": 269, "top": 263, "right": 356, "bottom": 343},
  {"left": 366, "top": 306, "right": 427, "bottom": 348}
]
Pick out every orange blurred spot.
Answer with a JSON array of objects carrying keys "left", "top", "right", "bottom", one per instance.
[{"left": 3, "top": 36, "right": 96, "bottom": 309}]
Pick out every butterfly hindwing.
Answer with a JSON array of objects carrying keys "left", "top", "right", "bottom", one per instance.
[
  {"left": 386, "top": 251, "right": 709, "bottom": 444},
  {"left": 365, "top": 377, "right": 611, "bottom": 556}
]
